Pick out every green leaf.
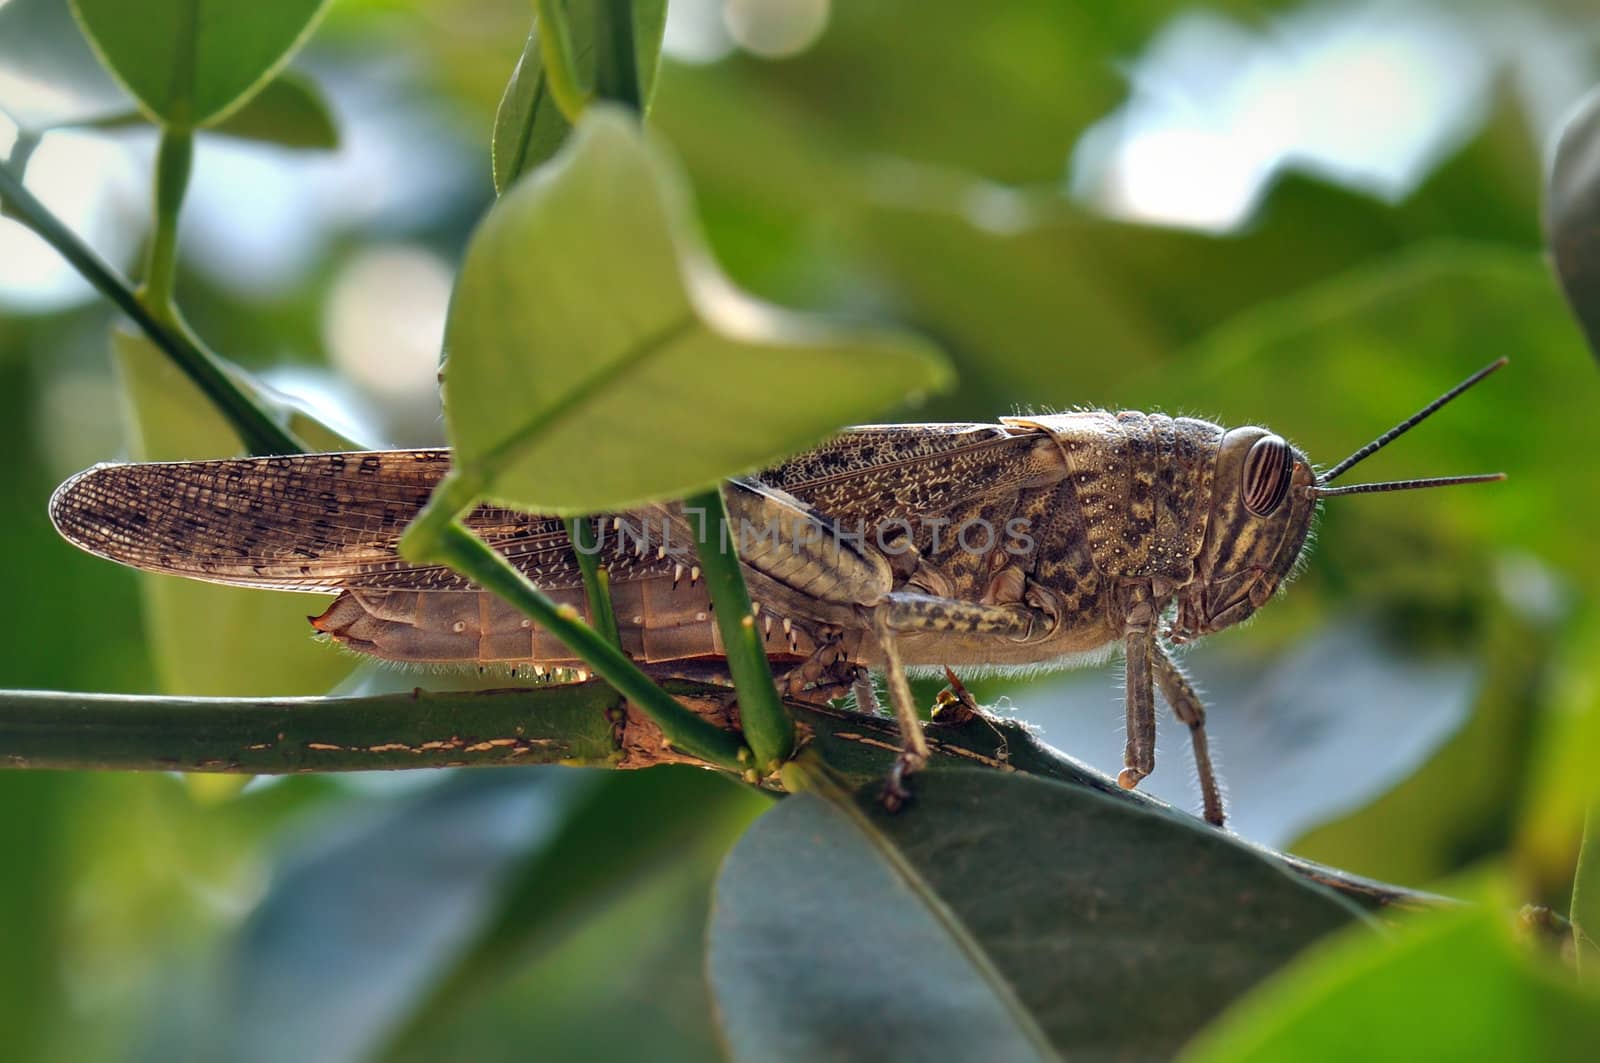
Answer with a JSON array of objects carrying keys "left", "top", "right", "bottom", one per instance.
[
  {"left": 491, "top": 0, "right": 668, "bottom": 193},
  {"left": 112, "top": 330, "right": 355, "bottom": 696},
  {"left": 1575, "top": 806, "right": 1600, "bottom": 978},
  {"left": 204, "top": 768, "right": 766, "bottom": 1062},
  {"left": 708, "top": 771, "right": 1362, "bottom": 1061},
  {"left": 0, "top": 774, "right": 76, "bottom": 1061},
  {"left": 216, "top": 771, "right": 589, "bottom": 1063},
  {"left": 388, "top": 768, "right": 768, "bottom": 1058},
  {"left": 69, "top": 0, "right": 330, "bottom": 127},
  {"left": 1181, "top": 882, "right": 1600, "bottom": 1062},
  {"left": 390, "top": 812, "right": 729, "bottom": 1063},
  {"left": 205, "top": 70, "right": 338, "bottom": 148},
  {"left": 444, "top": 107, "right": 950, "bottom": 516},
  {"left": 76, "top": 71, "right": 339, "bottom": 150},
  {"left": 710, "top": 790, "right": 1053, "bottom": 1063},
  {"left": 1520, "top": 606, "right": 1600, "bottom": 915},
  {"left": 652, "top": 70, "right": 1540, "bottom": 415},
  {"left": 589, "top": 0, "right": 664, "bottom": 108},
  {"left": 1547, "top": 84, "right": 1600, "bottom": 362}
]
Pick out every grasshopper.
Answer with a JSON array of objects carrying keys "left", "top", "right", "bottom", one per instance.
[{"left": 48, "top": 361, "right": 1505, "bottom": 825}]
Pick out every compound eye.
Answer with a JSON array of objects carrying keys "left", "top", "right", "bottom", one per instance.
[{"left": 1242, "top": 435, "right": 1293, "bottom": 516}]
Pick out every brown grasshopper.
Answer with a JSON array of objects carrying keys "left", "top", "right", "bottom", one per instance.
[{"left": 48, "top": 360, "right": 1505, "bottom": 825}]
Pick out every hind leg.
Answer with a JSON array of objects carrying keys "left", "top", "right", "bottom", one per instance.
[{"left": 868, "top": 592, "right": 1051, "bottom": 810}]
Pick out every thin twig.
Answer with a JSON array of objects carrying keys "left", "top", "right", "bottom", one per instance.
[
  {"left": 686, "top": 486, "right": 795, "bottom": 771},
  {"left": 564, "top": 516, "right": 623, "bottom": 648},
  {"left": 0, "top": 161, "right": 303, "bottom": 455}
]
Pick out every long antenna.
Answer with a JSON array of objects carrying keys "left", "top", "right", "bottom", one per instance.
[
  {"left": 1315, "top": 472, "right": 1505, "bottom": 498},
  {"left": 1318, "top": 358, "right": 1507, "bottom": 485}
]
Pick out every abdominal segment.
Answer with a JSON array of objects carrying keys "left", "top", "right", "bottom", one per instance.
[{"left": 308, "top": 576, "right": 828, "bottom": 670}]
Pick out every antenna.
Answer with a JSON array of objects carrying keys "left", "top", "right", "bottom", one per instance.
[
  {"left": 1314, "top": 472, "right": 1505, "bottom": 498},
  {"left": 1318, "top": 358, "right": 1507, "bottom": 485}
]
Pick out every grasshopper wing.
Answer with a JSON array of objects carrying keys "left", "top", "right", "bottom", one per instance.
[
  {"left": 48, "top": 450, "right": 582, "bottom": 593},
  {"left": 49, "top": 424, "right": 1064, "bottom": 595}
]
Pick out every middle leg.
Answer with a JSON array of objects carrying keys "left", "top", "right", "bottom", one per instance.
[{"left": 1150, "top": 641, "right": 1225, "bottom": 827}]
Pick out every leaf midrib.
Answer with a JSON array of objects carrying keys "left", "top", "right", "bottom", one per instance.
[
  {"left": 830, "top": 795, "right": 1061, "bottom": 1061},
  {"left": 472, "top": 310, "right": 700, "bottom": 482}
]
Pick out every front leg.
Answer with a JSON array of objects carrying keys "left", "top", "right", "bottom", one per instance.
[
  {"left": 1120, "top": 627, "right": 1156, "bottom": 791},
  {"left": 1116, "top": 582, "right": 1160, "bottom": 793},
  {"left": 1118, "top": 583, "right": 1226, "bottom": 827}
]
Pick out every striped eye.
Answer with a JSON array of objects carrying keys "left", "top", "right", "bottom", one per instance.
[{"left": 1242, "top": 435, "right": 1293, "bottom": 516}]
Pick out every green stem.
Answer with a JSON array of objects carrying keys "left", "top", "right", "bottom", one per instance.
[
  {"left": 686, "top": 487, "right": 794, "bottom": 771},
  {"left": 0, "top": 162, "right": 303, "bottom": 456},
  {"left": 1, "top": 126, "right": 40, "bottom": 176},
  {"left": 564, "top": 516, "right": 622, "bottom": 648},
  {"left": 408, "top": 517, "right": 747, "bottom": 771},
  {"left": 0, "top": 684, "right": 622, "bottom": 772},
  {"left": 0, "top": 677, "right": 1440, "bottom": 916},
  {"left": 595, "top": 0, "right": 642, "bottom": 110},
  {"left": 534, "top": 0, "right": 592, "bottom": 123},
  {"left": 141, "top": 127, "right": 193, "bottom": 319}
]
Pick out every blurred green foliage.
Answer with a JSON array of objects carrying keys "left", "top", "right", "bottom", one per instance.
[{"left": 3, "top": 0, "right": 1599, "bottom": 1058}]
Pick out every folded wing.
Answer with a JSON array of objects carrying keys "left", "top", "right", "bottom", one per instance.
[
  {"left": 49, "top": 424, "right": 1060, "bottom": 595},
  {"left": 48, "top": 450, "right": 575, "bottom": 592}
]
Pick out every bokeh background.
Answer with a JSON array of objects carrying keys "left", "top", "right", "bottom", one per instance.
[{"left": 2, "top": 0, "right": 1599, "bottom": 1058}]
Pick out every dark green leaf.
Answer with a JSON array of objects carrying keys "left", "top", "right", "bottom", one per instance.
[
  {"left": 710, "top": 790, "right": 1053, "bottom": 1063},
  {"left": 70, "top": 0, "right": 330, "bottom": 127},
  {"left": 205, "top": 70, "right": 337, "bottom": 148},
  {"left": 709, "top": 771, "right": 1363, "bottom": 1061},
  {"left": 214, "top": 771, "right": 592, "bottom": 1063},
  {"left": 390, "top": 823, "right": 726, "bottom": 1063},
  {"left": 443, "top": 107, "right": 950, "bottom": 516},
  {"left": 389, "top": 767, "right": 766, "bottom": 1060},
  {"left": 489, "top": 25, "right": 564, "bottom": 195},
  {"left": 76, "top": 71, "right": 339, "bottom": 150},
  {"left": 393, "top": 767, "right": 769, "bottom": 1045},
  {"left": 1547, "top": 84, "right": 1600, "bottom": 362},
  {"left": 209, "top": 767, "right": 764, "bottom": 1063}
]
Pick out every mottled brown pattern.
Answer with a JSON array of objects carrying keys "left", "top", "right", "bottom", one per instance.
[
  {"left": 48, "top": 415, "right": 1239, "bottom": 673},
  {"left": 1028, "top": 478, "right": 1103, "bottom": 628},
  {"left": 760, "top": 422, "right": 1064, "bottom": 528},
  {"left": 1010, "top": 412, "right": 1220, "bottom": 584}
]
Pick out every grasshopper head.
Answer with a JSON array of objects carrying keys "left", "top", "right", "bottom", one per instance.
[
  {"left": 1174, "top": 428, "right": 1317, "bottom": 641},
  {"left": 1172, "top": 358, "right": 1509, "bottom": 642}
]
